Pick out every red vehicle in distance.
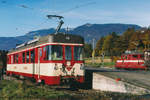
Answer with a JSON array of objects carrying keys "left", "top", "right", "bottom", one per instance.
[{"left": 115, "top": 51, "right": 148, "bottom": 70}]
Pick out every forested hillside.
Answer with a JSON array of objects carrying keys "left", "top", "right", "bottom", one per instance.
[{"left": 85, "top": 28, "right": 150, "bottom": 58}]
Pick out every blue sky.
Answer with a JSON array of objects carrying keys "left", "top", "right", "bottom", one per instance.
[{"left": 0, "top": 0, "right": 150, "bottom": 37}]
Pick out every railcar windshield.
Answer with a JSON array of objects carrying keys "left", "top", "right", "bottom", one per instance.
[
  {"left": 65, "top": 46, "right": 72, "bottom": 60},
  {"left": 139, "top": 54, "right": 144, "bottom": 59},
  {"left": 74, "top": 46, "right": 83, "bottom": 60},
  {"left": 132, "top": 54, "right": 144, "bottom": 59},
  {"left": 44, "top": 45, "right": 63, "bottom": 60},
  {"left": 132, "top": 55, "right": 138, "bottom": 58},
  {"left": 43, "top": 45, "right": 83, "bottom": 61},
  {"left": 51, "top": 45, "right": 63, "bottom": 60}
]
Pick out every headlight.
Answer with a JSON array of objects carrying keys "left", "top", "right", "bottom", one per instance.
[
  {"left": 141, "top": 64, "right": 145, "bottom": 66},
  {"left": 80, "top": 64, "right": 85, "bottom": 70},
  {"left": 54, "top": 63, "right": 58, "bottom": 70}
]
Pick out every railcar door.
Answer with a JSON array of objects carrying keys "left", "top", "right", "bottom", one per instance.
[
  {"left": 30, "top": 49, "right": 35, "bottom": 77},
  {"left": 36, "top": 48, "right": 42, "bottom": 80}
]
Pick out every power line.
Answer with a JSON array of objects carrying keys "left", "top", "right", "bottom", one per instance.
[
  {"left": 19, "top": 4, "right": 34, "bottom": 10},
  {"left": 60, "top": 1, "right": 96, "bottom": 14}
]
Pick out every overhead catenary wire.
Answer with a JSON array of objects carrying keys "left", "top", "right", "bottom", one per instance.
[
  {"left": 19, "top": 4, "right": 34, "bottom": 10},
  {"left": 60, "top": 1, "right": 96, "bottom": 14}
]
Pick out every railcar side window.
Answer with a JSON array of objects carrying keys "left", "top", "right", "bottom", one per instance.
[
  {"left": 11, "top": 55, "right": 13, "bottom": 64},
  {"left": 31, "top": 50, "right": 35, "bottom": 63},
  {"left": 13, "top": 54, "right": 15, "bottom": 63},
  {"left": 65, "top": 46, "right": 72, "bottom": 60},
  {"left": 74, "top": 46, "right": 83, "bottom": 60},
  {"left": 139, "top": 55, "right": 144, "bottom": 59},
  {"left": 16, "top": 54, "right": 18, "bottom": 63},
  {"left": 26, "top": 51, "right": 30, "bottom": 63},
  {"left": 22, "top": 52, "right": 25, "bottom": 63},
  {"left": 51, "top": 45, "right": 63, "bottom": 60},
  {"left": 122, "top": 55, "right": 125, "bottom": 59},
  {"left": 43, "top": 45, "right": 63, "bottom": 61},
  {"left": 132, "top": 55, "right": 138, "bottom": 58},
  {"left": 43, "top": 45, "right": 51, "bottom": 60}
]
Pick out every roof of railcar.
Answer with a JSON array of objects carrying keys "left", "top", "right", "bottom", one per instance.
[{"left": 8, "top": 33, "right": 84, "bottom": 54}]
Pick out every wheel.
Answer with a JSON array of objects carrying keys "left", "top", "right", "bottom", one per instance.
[
  {"left": 115, "top": 67, "right": 120, "bottom": 70},
  {"left": 69, "top": 79, "right": 79, "bottom": 90},
  {"left": 41, "top": 80, "right": 45, "bottom": 85}
]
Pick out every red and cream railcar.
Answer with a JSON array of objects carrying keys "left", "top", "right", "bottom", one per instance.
[
  {"left": 115, "top": 53, "right": 147, "bottom": 69},
  {"left": 6, "top": 34, "right": 84, "bottom": 85}
]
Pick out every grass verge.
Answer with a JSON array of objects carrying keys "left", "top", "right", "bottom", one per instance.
[
  {"left": 0, "top": 79, "right": 149, "bottom": 100},
  {"left": 0, "top": 80, "right": 69, "bottom": 100},
  {"left": 85, "top": 62, "right": 115, "bottom": 68}
]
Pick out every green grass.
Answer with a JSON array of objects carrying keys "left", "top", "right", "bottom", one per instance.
[
  {"left": 84, "top": 56, "right": 111, "bottom": 60},
  {"left": 0, "top": 80, "right": 148, "bottom": 100},
  {"left": 0, "top": 80, "right": 69, "bottom": 100},
  {"left": 85, "top": 62, "right": 115, "bottom": 67}
]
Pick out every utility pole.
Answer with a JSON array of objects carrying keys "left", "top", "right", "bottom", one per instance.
[
  {"left": 92, "top": 38, "right": 95, "bottom": 64},
  {"left": 66, "top": 27, "right": 71, "bottom": 34},
  {"left": 101, "top": 52, "right": 105, "bottom": 67}
]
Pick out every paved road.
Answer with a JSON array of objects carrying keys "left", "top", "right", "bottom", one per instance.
[{"left": 85, "top": 67, "right": 150, "bottom": 90}]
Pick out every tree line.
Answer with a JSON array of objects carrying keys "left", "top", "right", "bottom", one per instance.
[{"left": 84, "top": 28, "right": 150, "bottom": 58}]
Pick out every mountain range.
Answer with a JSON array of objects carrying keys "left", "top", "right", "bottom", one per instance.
[{"left": 1, "top": 23, "right": 141, "bottom": 50}]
